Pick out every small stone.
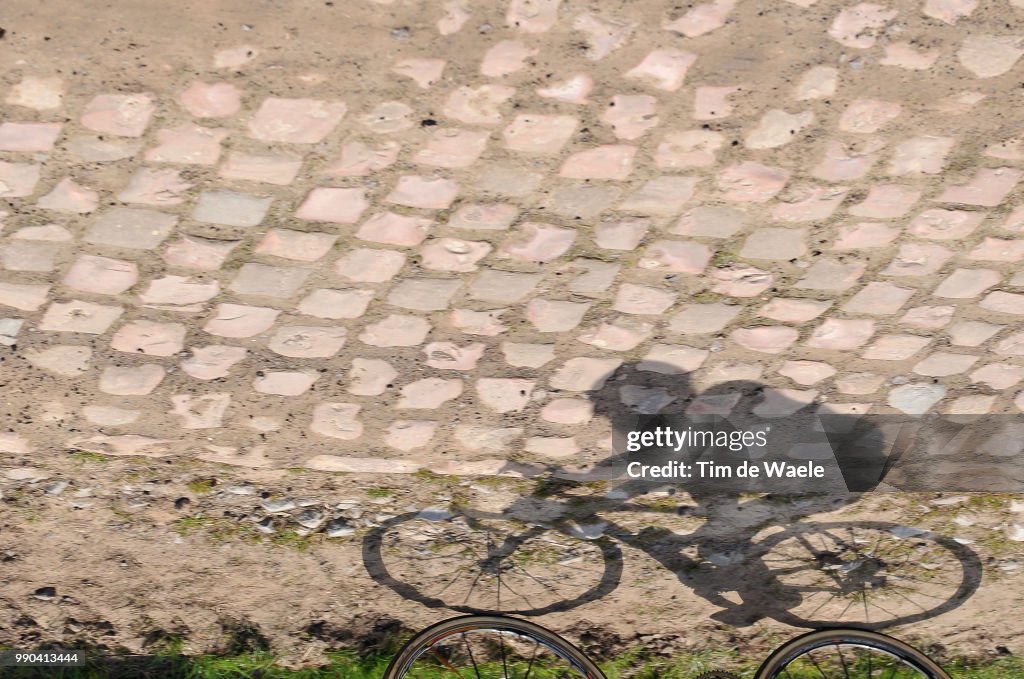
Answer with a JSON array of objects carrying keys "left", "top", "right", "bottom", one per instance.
[
  {"left": 254, "top": 371, "right": 318, "bottom": 396},
  {"left": 24, "top": 346, "right": 92, "bottom": 376},
  {"left": 613, "top": 284, "right": 676, "bottom": 315},
  {"left": 933, "top": 269, "right": 1001, "bottom": 299},
  {"left": 0, "top": 161, "right": 40, "bottom": 197},
  {"left": 163, "top": 236, "right": 238, "bottom": 270},
  {"left": 170, "top": 394, "right": 231, "bottom": 429},
  {"left": 214, "top": 45, "right": 258, "bottom": 69},
  {"left": 146, "top": 124, "right": 228, "bottom": 164},
  {"left": 655, "top": 130, "right": 723, "bottom": 169},
  {"left": 795, "top": 259, "right": 865, "bottom": 291},
  {"left": 85, "top": 208, "right": 177, "bottom": 250},
  {"left": 794, "top": 66, "right": 838, "bottom": 100},
  {"left": 476, "top": 378, "right": 535, "bottom": 413},
  {"left": 397, "top": 378, "right": 463, "bottom": 408},
  {"left": 900, "top": 306, "right": 955, "bottom": 329},
  {"left": 420, "top": 238, "right": 492, "bottom": 272},
  {"left": 414, "top": 128, "right": 489, "bottom": 168},
  {"left": 828, "top": 3, "right": 897, "bottom": 48},
  {"left": 745, "top": 110, "right": 813, "bottom": 149},
  {"left": 110, "top": 320, "right": 186, "bottom": 356},
  {"left": 356, "top": 212, "right": 432, "bottom": 246},
  {"left": 888, "top": 383, "right": 946, "bottom": 414},
  {"left": 248, "top": 98, "right": 347, "bottom": 143},
  {"left": 449, "top": 203, "right": 518, "bottom": 231},
  {"left": 385, "top": 420, "right": 437, "bottom": 452},
  {"left": 424, "top": 342, "right": 486, "bottom": 370},
  {"left": 220, "top": 151, "right": 303, "bottom": 185},
  {"left": 625, "top": 49, "right": 697, "bottom": 91},
  {"left": 450, "top": 308, "right": 509, "bottom": 335},
  {"left": 908, "top": 209, "right": 984, "bottom": 241},
  {"left": 203, "top": 304, "right": 280, "bottom": 338},
  {"left": 710, "top": 265, "right": 774, "bottom": 297},
  {"left": 503, "top": 114, "right": 578, "bottom": 153},
  {"left": 268, "top": 325, "right": 346, "bottom": 358},
  {"left": 393, "top": 58, "right": 446, "bottom": 88},
  {"left": 740, "top": 228, "right": 807, "bottom": 260},
  {"left": 387, "top": 278, "right": 462, "bottom": 311},
  {"left": 358, "top": 101, "right": 414, "bottom": 133},
  {"left": 731, "top": 326, "right": 799, "bottom": 354},
  {"left": 502, "top": 343, "right": 556, "bottom": 368},
  {"left": 480, "top": 40, "right": 537, "bottom": 76},
  {"left": 560, "top": 145, "right": 636, "bottom": 180},
  {"left": 229, "top": 263, "right": 310, "bottom": 299},
  {"left": 83, "top": 405, "right": 139, "bottom": 426},
  {"left": 948, "top": 320, "right": 1003, "bottom": 346},
  {"left": 842, "top": 282, "right": 915, "bottom": 314},
  {"left": 0, "top": 122, "right": 62, "bottom": 152},
  {"left": 602, "top": 95, "right": 658, "bottom": 140},
  {"left": 469, "top": 270, "right": 542, "bottom": 303},
  {"left": 385, "top": 176, "right": 459, "bottom": 209},
  {"left": 670, "top": 303, "right": 741, "bottom": 333},
  {"left": 443, "top": 84, "right": 515, "bottom": 125},
  {"left": 959, "top": 34, "right": 1024, "bottom": 78},
  {"left": 358, "top": 314, "right": 430, "bottom": 347},
  {"left": 298, "top": 288, "right": 374, "bottom": 319},
  {"left": 888, "top": 136, "right": 955, "bottom": 175},
  {"left": 573, "top": 13, "right": 636, "bottom": 60},
  {"left": 638, "top": 240, "right": 711, "bottom": 274},
  {"left": 694, "top": 86, "right": 743, "bottom": 119},
  {"left": 63, "top": 255, "right": 138, "bottom": 295},
  {"left": 758, "top": 298, "right": 831, "bottom": 323},
  {"left": 550, "top": 357, "right": 622, "bottom": 391},
  {"left": 348, "top": 358, "right": 398, "bottom": 396},
  {"left": 99, "top": 364, "right": 166, "bottom": 395},
  {"left": 193, "top": 190, "right": 272, "bottom": 227},
  {"left": 37, "top": 177, "right": 99, "bottom": 213},
  {"left": 500, "top": 223, "right": 576, "bottom": 262},
  {"left": 806, "top": 318, "right": 875, "bottom": 350},
  {"left": 838, "top": 99, "right": 901, "bottom": 133},
  {"left": 179, "top": 81, "right": 242, "bottom": 118},
  {"left": 537, "top": 73, "right": 593, "bottom": 104},
  {"left": 39, "top": 301, "right": 123, "bottom": 334},
  {"left": 577, "top": 318, "right": 653, "bottom": 351},
  {"left": 80, "top": 93, "right": 155, "bottom": 137},
  {"left": 66, "top": 135, "right": 140, "bottom": 162},
  {"left": 6, "top": 76, "right": 63, "bottom": 110},
  {"left": 716, "top": 162, "right": 789, "bottom": 202}
]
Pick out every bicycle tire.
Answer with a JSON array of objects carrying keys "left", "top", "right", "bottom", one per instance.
[
  {"left": 383, "top": 614, "right": 606, "bottom": 679},
  {"left": 755, "top": 628, "right": 951, "bottom": 679}
]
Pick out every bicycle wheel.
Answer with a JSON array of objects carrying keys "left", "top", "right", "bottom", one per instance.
[
  {"left": 755, "top": 628, "right": 950, "bottom": 679},
  {"left": 363, "top": 511, "right": 623, "bottom": 615},
  {"left": 384, "top": 615, "right": 606, "bottom": 679},
  {"left": 752, "top": 521, "right": 980, "bottom": 628}
]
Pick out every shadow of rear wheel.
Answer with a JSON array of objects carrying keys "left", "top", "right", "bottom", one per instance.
[{"left": 363, "top": 512, "right": 623, "bottom": 616}]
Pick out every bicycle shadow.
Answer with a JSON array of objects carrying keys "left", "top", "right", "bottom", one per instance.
[{"left": 363, "top": 361, "right": 982, "bottom": 629}]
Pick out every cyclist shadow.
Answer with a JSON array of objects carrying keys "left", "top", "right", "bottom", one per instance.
[{"left": 503, "top": 360, "right": 979, "bottom": 628}]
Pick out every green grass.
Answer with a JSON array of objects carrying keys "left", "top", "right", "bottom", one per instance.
[
  {"left": 69, "top": 450, "right": 109, "bottom": 463},
  {"left": 187, "top": 479, "right": 216, "bottom": 495},
  {"left": 3, "top": 647, "right": 1024, "bottom": 679},
  {"left": 366, "top": 487, "right": 393, "bottom": 499}
]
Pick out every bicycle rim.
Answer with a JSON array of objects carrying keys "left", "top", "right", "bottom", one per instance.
[
  {"left": 755, "top": 628, "right": 951, "bottom": 679},
  {"left": 383, "top": 615, "right": 606, "bottom": 679}
]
